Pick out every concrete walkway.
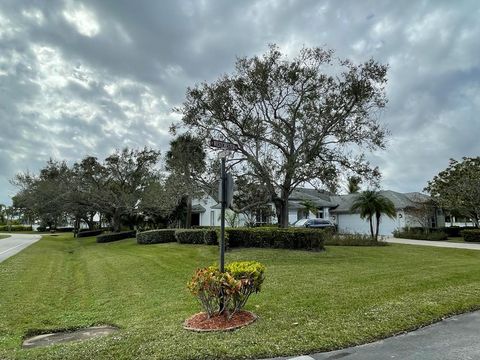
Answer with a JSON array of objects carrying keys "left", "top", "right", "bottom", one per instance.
[
  {"left": 384, "top": 237, "right": 480, "bottom": 250},
  {"left": 265, "top": 311, "right": 480, "bottom": 360},
  {"left": 0, "top": 233, "right": 41, "bottom": 263}
]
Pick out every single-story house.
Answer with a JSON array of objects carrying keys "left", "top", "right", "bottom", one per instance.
[{"left": 191, "top": 188, "right": 445, "bottom": 236}]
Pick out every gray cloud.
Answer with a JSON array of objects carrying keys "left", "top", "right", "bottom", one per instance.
[{"left": 0, "top": 0, "right": 479, "bottom": 204}]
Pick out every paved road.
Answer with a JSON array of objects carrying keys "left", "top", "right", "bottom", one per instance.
[
  {"left": 265, "top": 311, "right": 480, "bottom": 360},
  {"left": 0, "top": 233, "right": 41, "bottom": 263},
  {"left": 384, "top": 237, "right": 480, "bottom": 250}
]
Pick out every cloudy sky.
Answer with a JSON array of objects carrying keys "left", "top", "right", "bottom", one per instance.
[{"left": 0, "top": 0, "right": 479, "bottom": 204}]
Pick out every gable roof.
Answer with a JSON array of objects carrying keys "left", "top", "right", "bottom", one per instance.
[{"left": 329, "top": 190, "right": 430, "bottom": 213}]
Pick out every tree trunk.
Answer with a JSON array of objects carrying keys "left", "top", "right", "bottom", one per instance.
[
  {"left": 186, "top": 195, "right": 192, "bottom": 229},
  {"left": 369, "top": 216, "right": 374, "bottom": 240},
  {"left": 112, "top": 210, "right": 122, "bottom": 233},
  {"left": 375, "top": 213, "right": 381, "bottom": 241}
]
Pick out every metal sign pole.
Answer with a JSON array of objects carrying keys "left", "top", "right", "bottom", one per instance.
[{"left": 220, "top": 156, "right": 226, "bottom": 273}]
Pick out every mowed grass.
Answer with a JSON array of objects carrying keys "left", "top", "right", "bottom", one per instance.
[
  {"left": 1, "top": 235, "right": 480, "bottom": 359},
  {"left": 0, "top": 235, "right": 11, "bottom": 240}
]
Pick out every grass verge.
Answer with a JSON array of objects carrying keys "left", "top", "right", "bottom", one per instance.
[{"left": 1, "top": 234, "right": 480, "bottom": 359}]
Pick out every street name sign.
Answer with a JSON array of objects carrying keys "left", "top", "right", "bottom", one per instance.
[{"left": 210, "top": 139, "right": 239, "bottom": 151}]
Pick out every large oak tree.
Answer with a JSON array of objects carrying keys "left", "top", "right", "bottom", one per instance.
[
  {"left": 425, "top": 157, "right": 480, "bottom": 227},
  {"left": 179, "top": 45, "right": 389, "bottom": 226}
]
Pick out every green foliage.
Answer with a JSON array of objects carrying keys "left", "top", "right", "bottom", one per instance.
[
  {"left": 187, "top": 261, "right": 265, "bottom": 318},
  {"left": 226, "top": 227, "right": 325, "bottom": 251},
  {"left": 351, "top": 190, "right": 396, "bottom": 241},
  {"left": 461, "top": 229, "right": 480, "bottom": 242},
  {"left": 425, "top": 157, "right": 480, "bottom": 227},
  {"left": 175, "top": 229, "right": 218, "bottom": 245},
  {"left": 393, "top": 229, "right": 448, "bottom": 241},
  {"left": 325, "top": 234, "right": 388, "bottom": 246},
  {"left": 179, "top": 45, "right": 388, "bottom": 227},
  {"left": 0, "top": 225, "right": 32, "bottom": 232},
  {"left": 76, "top": 229, "right": 103, "bottom": 238},
  {"left": 137, "top": 229, "right": 176, "bottom": 244},
  {"left": 96, "top": 231, "right": 136, "bottom": 243}
]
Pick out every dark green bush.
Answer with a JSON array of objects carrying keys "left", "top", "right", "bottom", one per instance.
[
  {"left": 55, "top": 226, "right": 74, "bottom": 232},
  {"left": 76, "top": 229, "right": 103, "bottom": 238},
  {"left": 96, "top": 230, "right": 136, "bottom": 243},
  {"left": 440, "top": 226, "right": 476, "bottom": 238},
  {"left": 325, "top": 234, "right": 388, "bottom": 246},
  {"left": 0, "top": 225, "right": 32, "bottom": 231},
  {"left": 393, "top": 229, "right": 448, "bottom": 241},
  {"left": 462, "top": 229, "right": 480, "bottom": 242},
  {"left": 36, "top": 226, "right": 47, "bottom": 232},
  {"left": 175, "top": 229, "right": 218, "bottom": 245},
  {"left": 225, "top": 228, "right": 325, "bottom": 251},
  {"left": 137, "top": 229, "right": 176, "bottom": 244}
]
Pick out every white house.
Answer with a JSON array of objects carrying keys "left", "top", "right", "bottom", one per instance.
[{"left": 191, "top": 188, "right": 444, "bottom": 236}]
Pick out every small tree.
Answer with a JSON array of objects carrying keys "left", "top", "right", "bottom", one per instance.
[
  {"left": 179, "top": 45, "right": 389, "bottom": 227},
  {"left": 405, "top": 194, "right": 436, "bottom": 233},
  {"left": 425, "top": 157, "right": 480, "bottom": 227},
  {"left": 346, "top": 176, "right": 362, "bottom": 194},
  {"left": 351, "top": 190, "right": 396, "bottom": 241}
]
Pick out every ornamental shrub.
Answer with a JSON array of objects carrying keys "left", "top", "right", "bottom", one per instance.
[
  {"left": 225, "top": 228, "right": 325, "bottom": 251},
  {"left": 96, "top": 230, "right": 136, "bottom": 243},
  {"left": 393, "top": 229, "right": 448, "bottom": 241},
  {"left": 325, "top": 233, "right": 388, "bottom": 246},
  {"left": 187, "top": 261, "right": 265, "bottom": 319},
  {"left": 175, "top": 229, "right": 218, "bottom": 245},
  {"left": 137, "top": 229, "right": 176, "bottom": 244},
  {"left": 462, "top": 229, "right": 480, "bottom": 242}
]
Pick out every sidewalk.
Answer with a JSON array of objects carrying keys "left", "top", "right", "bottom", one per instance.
[
  {"left": 384, "top": 237, "right": 480, "bottom": 250},
  {"left": 264, "top": 310, "right": 480, "bottom": 360}
]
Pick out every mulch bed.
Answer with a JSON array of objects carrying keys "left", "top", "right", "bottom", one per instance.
[{"left": 183, "top": 310, "right": 257, "bottom": 332}]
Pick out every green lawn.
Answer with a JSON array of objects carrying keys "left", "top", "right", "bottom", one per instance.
[
  {"left": 447, "top": 237, "right": 465, "bottom": 243},
  {"left": 1, "top": 235, "right": 480, "bottom": 359},
  {"left": 0, "top": 235, "right": 10, "bottom": 240}
]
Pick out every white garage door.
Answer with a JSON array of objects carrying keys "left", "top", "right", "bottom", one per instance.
[{"left": 337, "top": 213, "right": 401, "bottom": 236}]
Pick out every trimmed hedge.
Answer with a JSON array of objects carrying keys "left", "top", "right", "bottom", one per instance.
[
  {"left": 55, "top": 227, "right": 74, "bottom": 232},
  {"left": 137, "top": 229, "right": 176, "bottom": 244},
  {"left": 175, "top": 229, "right": 218, "bottom": 245},
  {"left": 393, "top": 230, "right": 448, "bottom": 241},
  {"left": 97, "top": 230, "right": 136, "bottom": 243},
  {"left": 225, "top": 228, "right": 325, "bottom": 251},
  {"left": 462, "top": 229, "right": 480, "bottom": 242},
  {"left": 76, "top": 229, "right": 103, "bottom": 238},
  {"left": 325, "top": 234, "right": 388, "bottom": 246},
  {"left": 0, "top": 225, "right": 32, "bottom": 232}
]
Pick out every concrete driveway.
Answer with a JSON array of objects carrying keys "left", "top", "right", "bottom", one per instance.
[{"left": 0, "top": 233, "right": 41, "bottom": 263}]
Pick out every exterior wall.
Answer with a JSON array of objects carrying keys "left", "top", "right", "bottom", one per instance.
[{"left": 336, "top": 211, "right": 405, "bottom": 236}]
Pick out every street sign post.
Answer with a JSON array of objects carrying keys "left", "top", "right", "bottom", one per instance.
[{"left": 210, "top": 139, "right": 238, "bottom": 274}]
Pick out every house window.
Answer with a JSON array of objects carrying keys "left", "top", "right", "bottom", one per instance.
[
  {"left": 255, "top": 206, "right": 273, "bottom": 225},
  {"left": 297, "top": 209, "right": 308, "bottom": 219},
  {"left": 317, "top": 210, "right": 323, "bottom": 219},
  {"left": 210, "top": 211, "right": 215, "bottom": 226}
]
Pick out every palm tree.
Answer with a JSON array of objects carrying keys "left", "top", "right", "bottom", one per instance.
[
  {"left": 346, "top": 176, "right": 362, "bottom": 193},
  {"left": 350, "top": 190, "right": 396, "bottom": 241}
]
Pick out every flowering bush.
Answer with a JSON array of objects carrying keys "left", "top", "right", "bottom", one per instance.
[{"left": 187, "top": 261, "right": 265, "bottom": 319}]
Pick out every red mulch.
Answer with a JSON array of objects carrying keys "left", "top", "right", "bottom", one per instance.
[{"left": 184, "top": 311, "right": 257, "bottom": 332}]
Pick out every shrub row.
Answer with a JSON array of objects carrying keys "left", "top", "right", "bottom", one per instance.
[
  {"left": 324, "top": 234, "right": 388, "bottom": 246},
  {"left": 96, "top": 230, "right": 136, "bottom": 243},
  {"left": 393, "top": 229, "right": 448, "bottom": 241},
  {"left": 137, "top": 229, "right": 176, "bottom": 244},
  {"left": 136, "top": 228, "right": 218, "bottom": 245},
  {"left": 462, "top": 229, "right": 480, "bottom": 242},
  {"left": 76, "top": 229, "right": 103, "bottom": 238},
  {"left": 176, "top": 229, "right": 218, "bottom": 245},
  {"left": 0, "top": 225, "right": 32, "bottom": 232},
  {"left": 225, "top": 228, "right": 325, "bottom": 251}
]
